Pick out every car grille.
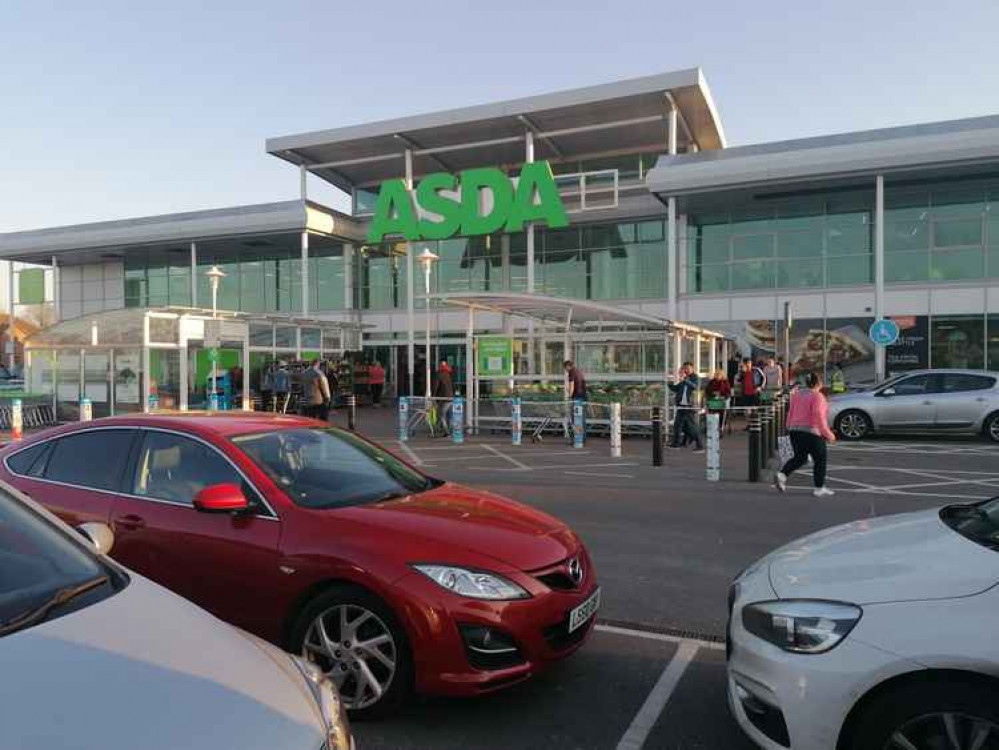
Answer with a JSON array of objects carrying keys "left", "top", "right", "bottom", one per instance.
[{"left": 536, "top": 571, "right": 577, "bottom": 591}]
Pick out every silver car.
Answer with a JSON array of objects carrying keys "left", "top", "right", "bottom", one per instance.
[
  {"left": 0, "top": 485, "right": 353, "bottom": 750},
  {"left": 828, "top": 369, "right": 999, "bottom": 442}
]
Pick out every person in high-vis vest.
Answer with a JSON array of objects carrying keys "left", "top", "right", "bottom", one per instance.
[{"left": 830, "top": 363, "right": 847, "bottom": 395}]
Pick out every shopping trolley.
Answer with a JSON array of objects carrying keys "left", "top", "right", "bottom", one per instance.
[{"left": 522, "top": 399, "right": 572, "bottom": 443}]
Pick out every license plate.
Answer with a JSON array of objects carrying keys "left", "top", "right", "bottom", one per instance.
[{"left": 568, "top": 587, "right": 601, "bottom": 634}]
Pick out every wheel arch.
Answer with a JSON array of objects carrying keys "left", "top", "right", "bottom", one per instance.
[
  {"left": 982, "top": 409, "right": 999, "bottom": 440},
  {"left": 834, "top": 407, "right": 874, "bottom": 437},
  {"left": 836, "top": 668, "right": 999, "bottom": 750},
  {"left": 281, "top": 576, "right": 405, "bottom": 651}
]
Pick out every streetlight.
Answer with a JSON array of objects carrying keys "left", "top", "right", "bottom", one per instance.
[
  {"left": 205, "top": 266, "right": 226, "bottom": 410},
  {"left": 417, "top": 248, "right": 439, "bottom": 400}
]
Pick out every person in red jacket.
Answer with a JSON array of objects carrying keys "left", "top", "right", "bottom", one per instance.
[{"left": 704, "top": 368, "right": 732, "bottom": 433}]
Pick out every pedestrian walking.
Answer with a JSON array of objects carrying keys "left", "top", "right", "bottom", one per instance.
[
  {"left": 301, "top": 359, "right": 331, "bottom": 421},
  {"left": 564, "top": 360, "right": 588, "bottom": 442},
  {"left": 774, "top": 372, "right": 837, "bottom": 497},
  {"left": 704, "top": 368, "right": 732, "bottom": 433},
  {"left": 434, "top": 359, "right": 454, "bottom": 434},
  {"left": 272, "top": 362, "right": 291, "bottom": 413},
  {"left": 762, "top": 357, "right": 783, "bottom": 398},
  {"left": 668, "top": 362, "right": 704, "bottom": 452}
]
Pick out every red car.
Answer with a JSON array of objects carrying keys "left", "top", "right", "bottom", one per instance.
[{"left": 0, "top": 414, "right": 599, "bottom": 716}]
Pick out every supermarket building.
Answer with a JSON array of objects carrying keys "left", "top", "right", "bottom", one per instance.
[{"left": 2, "top": 66, "right": 999, "bottom": 405}]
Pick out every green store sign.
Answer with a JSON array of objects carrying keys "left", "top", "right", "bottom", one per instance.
[
  {"left": 367, "top": 160, "right": 568, "bottom": 243},
  {"left": 477, "top": 336, "right": 514, "bottom": 378}
]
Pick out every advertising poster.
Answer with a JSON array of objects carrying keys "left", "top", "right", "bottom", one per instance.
[
  {"left": 886, "top": 316, "right": 929, "bottom": 376},
  {"left": 115, "top": 353, "right": 140, "bottom": 404}
]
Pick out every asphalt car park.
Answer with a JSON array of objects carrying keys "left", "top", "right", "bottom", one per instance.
[{"left": 346, "top": 411, "right": 997, "bottom": 749}]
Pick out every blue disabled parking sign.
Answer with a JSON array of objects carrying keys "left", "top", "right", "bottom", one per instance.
[{"left": 869, "top": 318, "right": 900, "bottom": 346}]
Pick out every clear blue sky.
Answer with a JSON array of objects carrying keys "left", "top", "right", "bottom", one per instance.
[{"left": 3, "top": 0, "right": 999, "bottom": 232}]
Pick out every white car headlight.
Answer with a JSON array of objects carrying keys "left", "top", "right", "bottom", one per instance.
[
  {"left": 742, "top": 600, "right": 862, "bottom": 654},
  {"left": 291, "top": 656, "right": 352, "bottom": 750},
  {"left": 413, "top": 564, "right": 530, "bottom": 601}
]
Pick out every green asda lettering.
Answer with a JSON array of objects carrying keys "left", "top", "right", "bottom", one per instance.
[{"left": 366, "top": 161, "right": 569, "bottom": 242}]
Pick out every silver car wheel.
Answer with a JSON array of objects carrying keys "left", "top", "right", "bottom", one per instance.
[
  {"left": 886, "top": 711, "right": 999, "bottom": 750},
  {"left": 838, "top": 412, "right": 869, "bottom": 440},
  {"left": 302, "top": 604, "right": 397, "bottom": 710},
  {"left": 988, "top": 416, "right": 999, "bottom": 443}
]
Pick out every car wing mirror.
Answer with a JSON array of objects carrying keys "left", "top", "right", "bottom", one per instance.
[
  {"left": 879, "top": 387, "right": 896, "bottom": 397},
  {"left": 193, "top": 483, "right": 250, "bottom": 514},
  {"left": 77, "top": 522, "right": 115, "bottom": 555}
]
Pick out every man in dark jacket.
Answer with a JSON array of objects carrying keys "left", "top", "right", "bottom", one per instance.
[{"left": 668, "top": 362, "right": 704, "bottom": 451}]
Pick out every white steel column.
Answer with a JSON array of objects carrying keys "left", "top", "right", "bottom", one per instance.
[
  {"left": 666, "top": 99, "right": 678, "bottom": 322},
  {"left": 190, "top": 242, "right": 198, "bottom": 307},
  {"left": 708, "top": 336, "right": 717, "bottom": 376},
  {"left": 874, "top": 174, "right": 886, "bottom": 382},
  {"left": 300, "top": 165, "right": 308, "bottom": 202},
  {"left": 405, "top": 148, "right": 415, "bottom": 397},
  {"left": 694, "top": 334, "right": 702, "bottom": 376},
  {"left": 525, "top": 131, "right": 536, "bottom": 375},
  {"left": 344, "top": 244, "right": 354, "bottom": 311},
  {"left": 51, "top": 256, "right": 60, "bottom": 323},
  {"left": 300, "top": 231, "right": 310, "bottom": 318},
  {"left": 7, "top": 261, "right": 15, "bottom": 370},
  {"left": 466, "top": 306, "right": 474, "bottom": 428},
  {"left": 179, "top": 321, "right": 189, "bottom": 412}
]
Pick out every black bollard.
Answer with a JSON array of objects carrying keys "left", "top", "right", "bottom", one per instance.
[
  {"left": 652, "top": 406, "right": 663, "bottom": 467},
  {"left": 347, "top": 394, "right": 357, "bottom": 431},
  {"left": 748, "top": 409, "right": 761, "bottom": 482}
]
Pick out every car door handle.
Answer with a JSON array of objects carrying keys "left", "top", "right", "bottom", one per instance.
[
  {"left": 116, "top": 514, "right": 146, "bottom": 531},
  {"left": 922, "top": 401, "right": 932, "bottom": 405}
]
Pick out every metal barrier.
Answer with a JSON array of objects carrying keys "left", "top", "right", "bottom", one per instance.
[{"left": 0, "top": 403, "right": 57, "bottom": 433}]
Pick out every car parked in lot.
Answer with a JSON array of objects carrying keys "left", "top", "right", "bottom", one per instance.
[
  {"left": 0, "top": 483, "right": 352, "bottom": 750},
  {"left": 727, "top": 497, "right": 999, "bottom": 750},
  {"left": 0, "top": 413, "right": 599, "bottom": 717},
  {"left": 828, "top": 369, "right": 999, "bottom": 442}
]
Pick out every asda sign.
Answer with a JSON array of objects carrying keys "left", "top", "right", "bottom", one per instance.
[{"left": 367, "top": 160, "right": 568, "bottom": 243}]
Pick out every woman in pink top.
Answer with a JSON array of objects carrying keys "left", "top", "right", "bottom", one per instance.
[{"left": 775, "top": 372, "right": 837, "bottom": 497}]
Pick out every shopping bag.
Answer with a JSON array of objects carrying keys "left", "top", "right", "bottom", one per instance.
[{"left": 778, "top": 434, "right": 794, "bottom": 464}]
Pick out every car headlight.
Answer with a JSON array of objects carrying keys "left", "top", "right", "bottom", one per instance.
[
  {"left": 741, "top": 600, "right": 862, "bottom": 654},
  {"left": 291, "top": 656, "right": 352, "bottom": 750},
  {"left": 413, "top": 564, "right": 530, "bottom": 600}
]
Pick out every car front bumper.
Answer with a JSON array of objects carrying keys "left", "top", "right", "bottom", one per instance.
[
  {"left": 395, "top": 553, "right": 599, "bottom": 696},
  {"left": 726, "top": 575, "right": 896, "bottom": 750}
]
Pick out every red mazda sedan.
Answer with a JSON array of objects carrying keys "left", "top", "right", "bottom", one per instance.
[{"left": 0, "top": 413, "right": 599, "bottom": 716}]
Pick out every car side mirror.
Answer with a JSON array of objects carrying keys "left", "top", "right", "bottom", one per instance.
[
  {"left": 879, "top": 387, "right": 896, "bottom": 397},
  {"left": 193, "top": 483, "right": 250, "bottom": 514},
  {"left": 77, "top": 522, "right": 115, "bottom": 555}
]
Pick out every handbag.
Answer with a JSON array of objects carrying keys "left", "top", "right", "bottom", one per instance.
[{"left": 778, "top": 434, "right": 794, "bottom": 464}]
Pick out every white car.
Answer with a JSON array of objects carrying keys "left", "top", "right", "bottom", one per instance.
[
  {"left": 0, "top": 485, "right": 353, "bottom": 750},
  {"left": 727, "top": 499, "right": 999, "bottom": 750}
]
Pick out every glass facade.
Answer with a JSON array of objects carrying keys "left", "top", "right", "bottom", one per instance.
[
  {"left": 884, "top": 179, "right": 999, "bottom": 283},
  {"left": 688, "top": 191, "right": 874, "bottom": 293}
]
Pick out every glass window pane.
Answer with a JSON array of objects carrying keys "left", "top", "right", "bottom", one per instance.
[
  {"left": 45, "top": 430, "right": 135, "bottom": 491},
  {"left": 885, "top": 221, "right": 928, "bottom": 252},
  {"left": 249, "top": 323, "right": 273, "bottom": 347},
  {"left": 301, "top": 328, "right": 321, "bottom": 349},
  {"left": 732, "top": 234, "right": 774, "bottom": 260},
  {"left": 931, "top": 248, "right": 983, "bottom": 281},
  {"left": 731, "top": 261, "right": 775, "bottom": 290},
  {"left": 695, "top": 264, "right": 729, "bottom": 292},
  {"left": 827, "top": 255, "right": 872, "bottom": 285},
  {"left": 886, "top": 252, "right": 929, "bottom": 283},
  {"left": 777, "top": 229, "right": 823, "bottom": 258},
  {"left": 826, "top": 213, "right": 871, "bottom": 255},
  {"left": 777, "top": 259, "right": 823, "bottom": 288},
  {"left": 933, "top": 217, "right": 983, "bottom": 248},
  {"left": 931, "top": 315, "right": 985, "bottom": 369},
  {"left": 133, "top": 432, "right": 245, "bottom": 506}
]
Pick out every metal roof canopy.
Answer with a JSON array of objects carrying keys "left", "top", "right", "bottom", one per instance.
[
  {"left": 267, "top": 69, "right": 725, "bottom": 192},
  {"left": 435, "top": 292, "right": 725, "bottom": 339}
]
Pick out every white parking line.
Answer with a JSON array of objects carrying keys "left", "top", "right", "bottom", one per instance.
[
  {"left": 616, "top": 640, "right": 700, "bottom": 750},
  {"left": 464, "top": 461, "right": 641, "bottom": 472},
  {"left": 481, "top": 444, "right": 531, "bottom": 470},
  {"left": 565, "top": 471, "right": 636, "bottom": 479}
]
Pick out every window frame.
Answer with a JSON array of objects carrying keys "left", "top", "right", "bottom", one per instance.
[{"left": 939, "top": 373, "right": 996, "bottom": 393}]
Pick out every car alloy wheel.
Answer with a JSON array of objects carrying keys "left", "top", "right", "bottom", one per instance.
[
  {"left": 302, "top": 604, "right": 397, "bottom": 710},
  {"left": 885, "top": 711, "right": 999, "bottom": 750},
  {"left": 987, "top": 414, "right": 999, "bottom": 443},
  {"left": 837, "top": 411, "right": 870, "bottom": 440}
]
